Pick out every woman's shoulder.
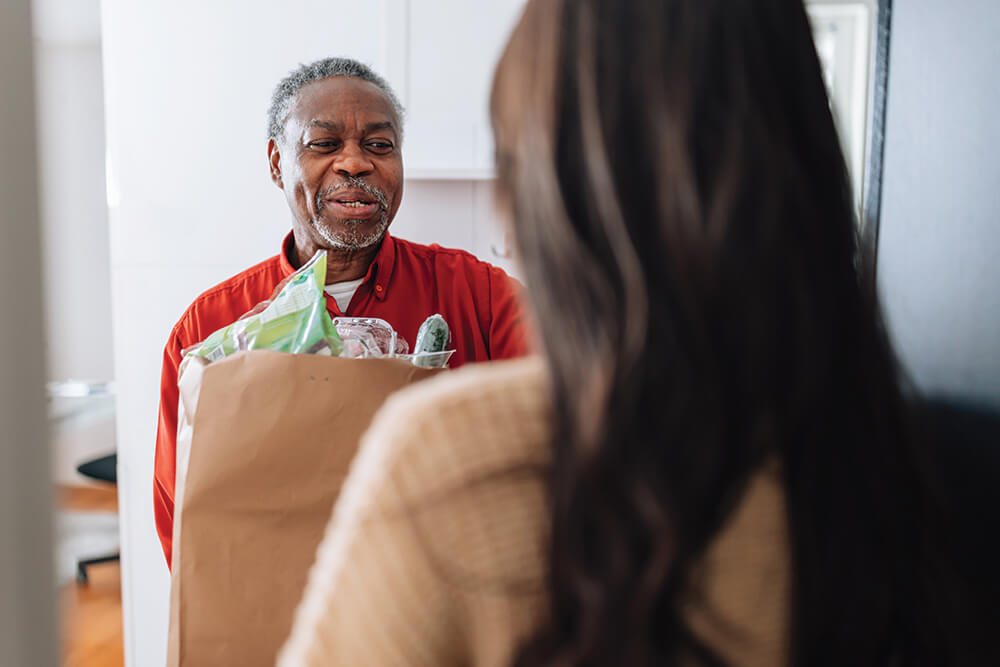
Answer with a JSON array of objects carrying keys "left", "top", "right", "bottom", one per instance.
[
  {"left": 385, "top": 355, "right": 550, "bottom": 421},
  {"left": 371, "top": 357, "right": 551, "bottom": 469},
  {"left": 352, "top": 356, "right": 552, "bottom": 506},
  {"left": 281, "top": 358, "right": 553, "bottom": 667}
]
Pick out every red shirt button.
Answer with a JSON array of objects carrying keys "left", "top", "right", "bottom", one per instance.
[{"left": 375, "top": 284, "right": 384, "bottom": 293}]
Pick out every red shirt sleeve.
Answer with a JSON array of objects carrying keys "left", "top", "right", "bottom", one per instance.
[
  {"left": 487, "top": 265, "right": 534, "bottom": 359},
  {"left": 154, "top": 326, "right": 185, "bottom": 569}
]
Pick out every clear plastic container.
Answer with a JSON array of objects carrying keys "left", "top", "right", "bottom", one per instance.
[
  {"left": 396, "top": 349, "right": 456, "bottom": 368},
  {"left": 332, "top": 317, "right": 409, "bottom": 358}
]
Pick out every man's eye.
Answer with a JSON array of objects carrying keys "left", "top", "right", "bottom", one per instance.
[
  {"left": 308, "top": 141, "right": 338, "bottom": 150},
  {"left": 366, "top": 141, "right": 394, "bottom": 154}
]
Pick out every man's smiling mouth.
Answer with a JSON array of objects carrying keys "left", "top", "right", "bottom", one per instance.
[
  {"left": 329, "top": 192, "right": 377, "bottom": 208},
  {"left": 320, "top": 191, "right": 383, "bottom": 220},
  {"left": 314, "top": 177, "right": 390, "bottom": 225},
  {"left": 317, "top": 178, "right": 388, "bottom": 215}
]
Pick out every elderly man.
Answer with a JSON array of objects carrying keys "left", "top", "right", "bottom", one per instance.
[{"left": 153, "top": 57, "right": 529, "bottom": 566}]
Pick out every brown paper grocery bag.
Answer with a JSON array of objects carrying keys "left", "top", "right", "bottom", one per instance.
[{"left": 166, "top": 350, "right": 439, "bottom": 667}]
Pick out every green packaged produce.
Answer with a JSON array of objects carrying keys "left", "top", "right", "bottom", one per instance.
[
  {"left": 183, "top": 251, "right": 343, "bottom": 362},
  {"left": 413, "top": 313, "right": 451, "bottom": 354}
]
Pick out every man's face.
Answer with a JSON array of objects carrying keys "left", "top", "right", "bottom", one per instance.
[{"left": 269, "top": 76, "right": 403, "bottom": 250}]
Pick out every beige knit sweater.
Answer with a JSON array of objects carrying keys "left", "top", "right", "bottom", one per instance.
[{"left": 278, "top": 357, "right": 790, "bottom": 667}]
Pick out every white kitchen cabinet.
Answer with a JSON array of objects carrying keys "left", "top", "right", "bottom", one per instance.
[{"left": 393, "top": 0, "right": 526, "bottom": 178}]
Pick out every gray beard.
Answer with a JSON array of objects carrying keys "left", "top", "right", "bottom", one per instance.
[
  {"left": 312, "top": 177, "right": 392, "bottom": 249},
  {"left": 311, "top": 212, "right": 390, "bottom": 250}
]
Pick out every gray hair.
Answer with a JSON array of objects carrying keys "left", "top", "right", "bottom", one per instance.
[{"left": 267, "top": 57, "right": 404, "bottom": 143}]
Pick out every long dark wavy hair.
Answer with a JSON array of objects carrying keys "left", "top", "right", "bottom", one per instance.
[{"left": 490, "top": 0, "right": 971, "bottom": 664}]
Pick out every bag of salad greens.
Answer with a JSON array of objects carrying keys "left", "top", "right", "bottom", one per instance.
[{"left": 182, "top": 251, "right": 343, "bottom": 362}]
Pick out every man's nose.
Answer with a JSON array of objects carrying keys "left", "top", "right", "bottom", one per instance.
[{"left": 333, "top": 143, "right": 374, "bottom": 177}]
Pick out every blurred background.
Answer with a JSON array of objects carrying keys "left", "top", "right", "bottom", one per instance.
[{"left": 2, "top": 0, "right": 998, "bottom": 665}]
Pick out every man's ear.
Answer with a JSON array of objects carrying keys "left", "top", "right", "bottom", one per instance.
[{"left": 267, "top": 138, "right": 283, "bottom": 189}]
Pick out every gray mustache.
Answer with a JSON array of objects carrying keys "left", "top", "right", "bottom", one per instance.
[{"left": 317, "top": 178, "right": 388, "bottom": 210}]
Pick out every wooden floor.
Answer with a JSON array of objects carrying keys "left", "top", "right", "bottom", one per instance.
[{"left": 58, "top": 484, "right": 125, "bottom": 667}]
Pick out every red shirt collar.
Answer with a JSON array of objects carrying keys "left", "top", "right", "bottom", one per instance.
[{"left": 279, "top": 231, "right": 396, "bottom": 302}]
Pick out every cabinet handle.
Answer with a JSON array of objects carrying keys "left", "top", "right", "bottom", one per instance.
[
  {"left": 491, "top": 231, "right": 513, "bottom": 259},
  {"left": 491, "top": 242, "right": 512, "bottom": 259}
]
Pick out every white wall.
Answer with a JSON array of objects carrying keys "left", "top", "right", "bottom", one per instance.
[
  {"left": 101, "top": 1, "right": 523, "bottom": 664},
  {"left": 32, "top": 0, "right": 117, "bottom": 488},
  {"left": 0, "top": 0, "right": 58, "bottom": 664},
  {"left": 34, "top": 41, "right": 114, "bottom": 383},
  {"left": 878, "top": 0, "right": 1000, "bottom": 407}
]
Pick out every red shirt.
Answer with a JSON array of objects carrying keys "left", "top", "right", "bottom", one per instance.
[{"left": 154, "top": 233, "right": 530, "bottom": 566}]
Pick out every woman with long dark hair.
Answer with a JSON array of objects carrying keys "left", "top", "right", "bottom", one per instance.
[{"left": 280, "top": 0, "right": 981, "bottom": 665}]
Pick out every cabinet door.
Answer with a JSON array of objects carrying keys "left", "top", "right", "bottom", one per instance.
[{"left": 392, "top": 0, "right": 526, "bottom": 178}]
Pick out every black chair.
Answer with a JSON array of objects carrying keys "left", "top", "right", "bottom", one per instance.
[{"left": 75, "top": 453, "right": 120, "bottom": 584}]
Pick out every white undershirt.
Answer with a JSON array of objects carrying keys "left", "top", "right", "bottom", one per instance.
[{"left": 324, "top": 278, "right": 365, "bottom": 313}]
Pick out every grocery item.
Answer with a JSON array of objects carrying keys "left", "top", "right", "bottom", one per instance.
[
  {"left": 333, "top": 317, "right": 409, "bottom": 358},
  {"left": 413, "top": 313, "right": 451, "bottom": 354},
  {"left": 183, "top": 252, "right": 343, "bottom": 362},
  {"left": 180, "top": 257, "right": 458, "bottom": 369}
]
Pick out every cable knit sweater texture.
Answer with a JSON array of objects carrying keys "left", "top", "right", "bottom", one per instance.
[{"left": 279, "top": 357, "right": 789, "bottom": 666}]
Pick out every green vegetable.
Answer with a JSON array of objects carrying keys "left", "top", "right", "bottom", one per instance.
[
  {"left": 184, "top": 252, "right": 343, "bottom": 361},
  {"left": 413, "top": 314, "right": 451, "bottom": 355}
]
